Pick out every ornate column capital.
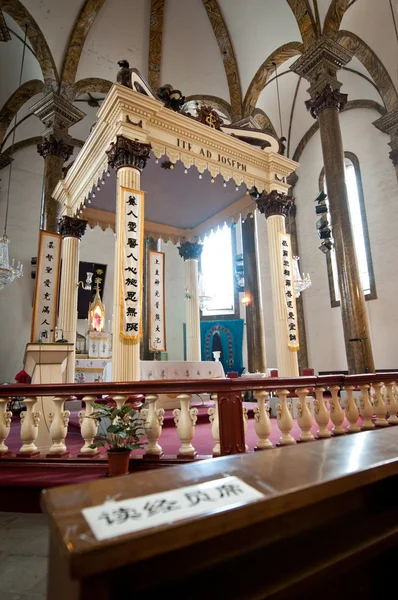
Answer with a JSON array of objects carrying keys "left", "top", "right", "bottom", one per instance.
[
  {"left": 178, "top": 241, "right": 203, "bottom": 261},
  {"left": 256, "top": 190, "right": 294, "bottom": 220},
  {"left": 30, "top": 92, "right": 85, "bottom": 140},
  {"left": 305, "top": 84, "right": 348, "bottom": 119},
  {"left": 291, "top": 37, "right": 352, "bottom": 96},
  {"left": 106, "top": 135, "right": 152, "bottom": 171},
  {"left": 373, "top": 108, "right": 398, "bottom": 167},
  {"left": 37, "top": 135, "right": 74, "bottom": 162},
  {"left": 58, "top": 216, "right": 88, "bottom": 240}
]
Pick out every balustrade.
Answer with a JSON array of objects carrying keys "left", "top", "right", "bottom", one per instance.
[{"left": 0, "top": 374, "right": 397, "bottom": 463}]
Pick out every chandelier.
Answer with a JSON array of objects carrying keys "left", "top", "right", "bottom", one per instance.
[
  {"left": 292, "top": 256, "right": 311, "bottom": 298},
  {"left": 0, "top": 25, "right": 27, "bottom": 291},
  {"left": 0, "top": 235, "right": 23, "bottom": 290}
]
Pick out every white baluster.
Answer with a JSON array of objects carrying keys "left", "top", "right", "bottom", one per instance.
[
  {"left": 314, "top": 387, "right": 331, "bottom": 438},
  {"left": 242, "top": 405, "right": 249, "bottom": 451},
  {"left": 344, "top": 385, "right": 360, "bottom": 433},
  {"left": 48, "top": 396, "right": 70, "bottom": 456},
  {"left": 276, "top": 389, "right": 295, "bottom": 445},
  {"left": 296, "top": 387, "right": 314, "bottom": 442},
  {"left": 142, "top": 394, "right": 165, "bottom": 457},
  {"left": 208, "top": 393, "right": 220, "bottom": 456},
  {"left": 372, "top": 381, "right": 388, "bottom": 427},
  {"left": 253, "top": 390, "right": 273, "bottom": 450},
  {"left": 79, "top": 395, "right": 99, "bottom": 456},
  {"left": 329, "top": 385, "right": 345, "bottom": 435},
  {"left": 0, "top": 398, "right": 12, "bottom": 455},
  {"left": 385, "top": 382, "right": 398, "bottom": 425},
  {"left": 173, "top": 393, "right": 197, "bottom": 458},
  {"left": 359, "top": 384, "right": 374, "bottom": 430},
  {"left": 19, "top": 397, "right": 40, "bottom": 455},
  {"left": 113, "top": 394, "right": 127, "bottom": 409}
]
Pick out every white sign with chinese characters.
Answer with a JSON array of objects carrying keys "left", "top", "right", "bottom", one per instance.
[
  {"left": 149, "top": 250, "right": 166, "bottom": 352},
  {"left": 279, "top": 232, "right": 299, "bottom": 351},
  {"left": 31, "top": 230, "right": 62, "bottom": 343},
  {"left": 82, "top": 476, "right": 263, "bottom": 541},
  {"left": 120, "top": 188, "right": 144, "bottom": 341}
]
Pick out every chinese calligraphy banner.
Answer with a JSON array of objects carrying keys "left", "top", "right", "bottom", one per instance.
[
  {"left": 149, "top": 250, "right": 166, "bottom": 352},
  {"left": 82, "top": 476, "right": 263, "bottom": 541},
  {"left": 31, "top": 230, "right": 62, "bottom": 343},
  {"left": 120, "top": 188, "right": 144, "bottom": 342},
  {"left": 279, "top": 232, "right": 299, "bottom": 352}
]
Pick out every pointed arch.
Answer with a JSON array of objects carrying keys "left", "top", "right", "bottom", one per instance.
[
  {"left": 330, "top": 30, "right": 398, "bottom": 111},
  {"left": 73, "top": 77, "right": 112, "bottom": 99},
  {"left": 60, "top": 0, "right": 106, "bottom": 96},
  {"left": 201, "top": 0, "right": 243, "bottom": 121},
  {"left": 0, "top": 79, "right": 45, "bottom": 144},
  {"left": 243, "top": 42, "right": 303, "bottom": 117},
  {"left": 323, "top": 0, "right": 350, "bottom": 34},
  {"left": 185, "top": 94, "right": 232, "bottom": 121},
  {"left": 251, "top": 108, "right": 276, "bottom": 135},
  {"left": 0, "top": 0, "right": 58, "bottom": 89},
  {"left": 285, "top": 0, "right": 317, "bottom": 47},
  {"left": 148, "top": 0, "right": 165, "bottom": 91}
]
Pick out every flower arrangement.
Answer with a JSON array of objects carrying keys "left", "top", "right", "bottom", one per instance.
[{"left": 89, "top": 401, "right": 148, "bottom": 453}]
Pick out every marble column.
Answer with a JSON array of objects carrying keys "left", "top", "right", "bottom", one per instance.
[
  {"left": 57, "top": 216, "right": 88, "bottom": 382},
  {"left": 292, "top": 38, "right": 375, "bottom": 374},
  {"left": 373, "top": 108, "right": 398, "bottom": 184},
  {"left": 256, "top": 191, "right": 299, "bottom": 377},
  {"left": 32, "top": 92, "right": 85, "bottom": 233},
  {"left": 241, "top": 214, "right": 267, "bottom": 373},
  {"left": 107, "top": 136, "right": 152, "bottom": 381},
  {"left": 178, "top": 242, "right": 203, "bottom": 361},
  {"left": 285, "top": 173, "right": 309, "bottom": 372}
]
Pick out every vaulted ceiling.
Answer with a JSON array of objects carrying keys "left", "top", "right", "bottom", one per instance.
[{"left": 0, "top": 0, "right": 397, "bottom": 165}]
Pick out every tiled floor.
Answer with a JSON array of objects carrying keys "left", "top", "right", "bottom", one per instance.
[{"left": 0, "top": 512, "right": 49, "bottom": 600}]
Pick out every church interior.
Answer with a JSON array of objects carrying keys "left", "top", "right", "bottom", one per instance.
[{"left": 0, "top": 1, "right": 398, "bottom": 598}]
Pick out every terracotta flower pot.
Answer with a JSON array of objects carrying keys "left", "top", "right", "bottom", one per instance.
[{"left": 107, "top": 450, "right": 131, "bottom": 476}]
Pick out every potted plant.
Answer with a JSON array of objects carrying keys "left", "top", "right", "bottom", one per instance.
[{"left": 89, "top": 400, "right": 148, "bottom": 476}]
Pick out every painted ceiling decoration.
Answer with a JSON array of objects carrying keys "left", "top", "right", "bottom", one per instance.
[{"left": 0, "top": 0, "right": 396, "bottom": 174}]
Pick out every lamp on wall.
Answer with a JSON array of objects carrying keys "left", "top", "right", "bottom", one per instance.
[
  {"left": 77, "top": 271, "right": 93, "bottom": 290},
  {"left": 292, "top": 256, "right": 311, "bottom": 298}
]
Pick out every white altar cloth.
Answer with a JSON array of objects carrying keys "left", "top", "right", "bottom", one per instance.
[
  {"left": 75, "top": 358, "right": 112, "bottom": 383},
  {"left": 140, "top": 360, "right": 225, "bottom": 380}
]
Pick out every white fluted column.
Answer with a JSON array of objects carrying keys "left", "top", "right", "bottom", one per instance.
[
  {"left": 58, "top": 217, "right": 87, "bottom": 382},
  {"left": 108, "top": 136, "right": 151, "bottom": 382},
  {"left": 257, "top": 193, "right": 299, "bottom": 377},
  {"left": 178, "top": 242, "right": 203, "bottom": 361}
]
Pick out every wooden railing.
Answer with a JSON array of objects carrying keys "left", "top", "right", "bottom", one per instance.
[{"left": 1, "top": 373, "right": 398, "bottom": 460}]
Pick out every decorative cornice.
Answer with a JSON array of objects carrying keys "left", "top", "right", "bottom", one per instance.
[
  {"left": 30, "top": 92, "right": 85, "bottom": 140},
  {"left": 106, "top": 135, "right": 152, "bottom": 171},
  {"left": 58, "top": 216, "right": 88, "bottom": 239},
  {"left": 256, "top": 190, "right": 294, "bottom": 220},
  {"left": 373, "top": 108, "right": 398, "bottom": 136},
  {"left": 178, "top": 241, "right": 203, "bottom": 261},
  {"left": 291, "top": 36, "right": 352, "bottom": 95},
  {"left": 305, "top": 84, "right": 348, "bottom": 119},
  {"left": 37, "top": 135, "right": 74, "bottom": 162}
]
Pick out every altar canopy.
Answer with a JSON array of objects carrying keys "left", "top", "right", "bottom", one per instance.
[{"left": 52, "top": 70, "right": 298, "bottom": 382}]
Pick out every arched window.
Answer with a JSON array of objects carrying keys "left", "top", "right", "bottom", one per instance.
[
  {"left": 200, "top": 223, "right": 238, "bottom": 318},
  {"left": 320, "top": 152, "right": 376, "bottom": 307}
]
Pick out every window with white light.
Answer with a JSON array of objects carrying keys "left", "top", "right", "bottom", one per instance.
[
  {"left": 200, "top": 224, "right": 236, "bottom": 317},
  {"left": 320, "top": 153, "right": 376, "bottom": 307}
]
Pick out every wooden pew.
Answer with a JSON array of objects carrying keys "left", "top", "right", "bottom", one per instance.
[{"left": 42, "top": 427, "right": 398, "bottom": 600}]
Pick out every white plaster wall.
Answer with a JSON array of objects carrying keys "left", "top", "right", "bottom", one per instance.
[
  {"left": 0, "top": 147, "right": 43, "bottom": 382},
  {"left": 160, "top": 240, "right": 185, "bottom": 360},
  {"left": 295, "top": 108, "right": 398, "bottom": 372}
]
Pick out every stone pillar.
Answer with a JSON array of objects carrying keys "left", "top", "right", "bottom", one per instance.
[
  {"left": 292, "top": 37, "right": 375, "bottom": 374},
  {"left": 57, "top": 216, "right": 88, "bottom": 382},
  {"left": 241, "top": 214, "right": 267, "bottom": 373},
  {"left": 256, "top": 191, "right": 299, "bottom": 377},
  {"left": 285, "top": 173, "right": 309, "bottom": 372},
  {"left": 107, "top": 136, "right": 152, "bottom": 381},
  {"left": 32, "top": 93, "right": 85, "bottom": 233},
  {"left": 373, "top": 108, "right": 398, "bottom": 183},
  {"left": 178, "top": 242, "right": 203, "bottom": 361}
]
